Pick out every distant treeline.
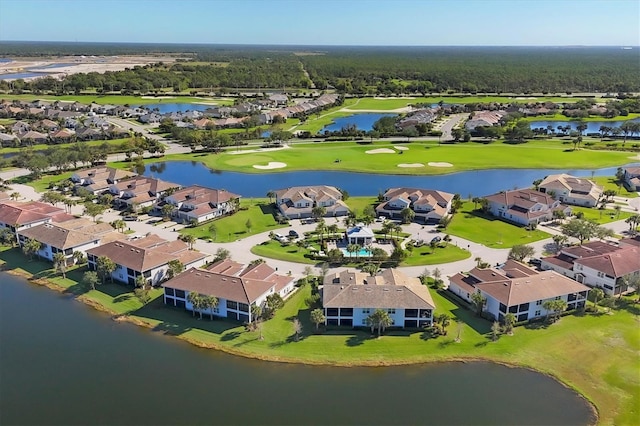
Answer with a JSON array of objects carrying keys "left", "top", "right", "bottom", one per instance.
[{"left": 1, "top": 43, "right": 638, "bottom": 93}]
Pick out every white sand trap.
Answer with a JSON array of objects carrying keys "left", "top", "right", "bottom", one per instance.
[
  {"left": 253, "top": 162, "right": 287, "bottom": 170},
  {"left": 230, "top": 145, "right": 290, "bottom": 155},
  {"left": 428, "top": 162, "right": 454, "bottom": 168},
  {"left": 394, "top": 145, "right": 409, "bottom": 151},
  {"left": 629, "top": 154, "right": 640, "bottom": 160},
  {"left": 141, "top": 96, "right": 175, "bottom": 99},
  {"left": 398, "top": 163, "right": 425, "bottom": 168},
  {"left": 366, "top": 148, "right": 395, "bottom": 154}
]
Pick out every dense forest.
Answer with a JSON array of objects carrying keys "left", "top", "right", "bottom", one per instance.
[{"left": 0, "top": 43, "right": 638, "bottom": 94}]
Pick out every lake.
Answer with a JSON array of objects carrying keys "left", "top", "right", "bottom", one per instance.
[
  {"left": 0, "top": 72, "right": 48, "bottom": 80},
  {"left": 144, "top": 161, "right": 633, "bottom": 198},
  {"left": 136, "top": 103, "right": 216, "bottom": 113},
  {"left": 0, "top": 272, "right": 595, "bottom": 425},
  {"left": 530, "top": 118, "right": 640, "bottom": 134},
  {"left": 321, "top": 113, "right": 397, "bottom": 132}
]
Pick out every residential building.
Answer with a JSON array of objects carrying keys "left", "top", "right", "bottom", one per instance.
[
  {"left": 109, "top": 176, "right": 180, "bottom": 210},
  {"left": 86, "top": 234, "right": 208, "bottom": 286},
  {"left": 465, "top": 111, "right": 507, "bottom": 130},
  {"left": 0, "top": 201, "right": 73, "bottom": 236},
  {"left": 71, "top": 166, "right": 134, "bottom": 194},
  {"left": 17, "top": 218, "right": 123, "bottom": 264},
  {"left": 160, "top": 185, "right": 240, "bottom": 224},
  {"left": 345, "top": 224, "right": 375, "bottom": 245},
  {"left": 322, "top": 269, "right": 435, "bottom": 328},
  {"left": 162, "top": 260, "right": 295, "bottom": 322},
  {"left": 540, "top": 241, "right": 639, "bottom": 296},
  {"left": 376, "top": 187, "right": 453, "bottom": 224},
  {"left": 448, "top": 260, "right": 589, "bottom": 322},
  {"left": 275, "top": 185, "right": 349, "bottom": 219},
  {"left": 538, "top": 174, "right": 602, "bottom": 207},
  {"left": 484, "top": 188, "right": 571, "bottom": 226},
  {"left": 623, "top": 166, "right": 640, "bottom": 191}
]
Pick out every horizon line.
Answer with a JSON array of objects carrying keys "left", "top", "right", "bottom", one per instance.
[{"left": 0, "top": 40, "right": 638, "bottom": 48}]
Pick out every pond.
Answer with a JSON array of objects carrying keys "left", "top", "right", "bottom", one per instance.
[
  {"left": 0, "top": 72, "right": 48, "bottom": 80},
  {"left": 529, "top": 118, "right": 640, "bottom": 134},
  {"left": 144, "top": 161, "right": 633, "bottom": 198},
  {"left": 0, "top": 273, "right": 595, "bottom": 425},
  {"left": 135, "top": 103, "right": 216, "bottom": 114},
  {"left": 321, "top": 113, "right": 397, "bottom": 133}
]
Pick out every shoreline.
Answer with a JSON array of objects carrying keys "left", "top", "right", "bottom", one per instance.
[{"left": 1, "top": 266, "right": 599, "bottom": 425}]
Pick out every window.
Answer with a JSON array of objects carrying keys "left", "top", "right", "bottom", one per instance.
[
  {"left": 555, "top": 296, "right": 561, "bottom": 300},
  {"left": 387, "top": 309, "right": 396, "bottom": 315},
  {"left": 362, "top": 319, "right": 368, "bottom": 326},
  {"left": 226, "top": 300, "right": 238, "bottom": 310},
  {"left": 362, "top": 308, "right": 370, "bottom": 314},
  {"left": 536, "top": 300, "right": 542, "bottom": 306},
  {"left": 535, "top": 310, "right": 541, "bottom": 317}
]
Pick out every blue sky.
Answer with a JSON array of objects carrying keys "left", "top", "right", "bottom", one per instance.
[{"left": 0, "top": 0, "right": 638, "bottom": 45}]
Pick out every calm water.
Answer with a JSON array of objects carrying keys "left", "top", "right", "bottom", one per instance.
[
  {"left": 136, "top": 103, "right": 215, "bottom": 113},
  {"left": 0, "top": 72, "right": 46, "bottom": 80},
  {"left": 144, "top": 161, "right": 633, "bottom": 198},
  {"left": 321, "top": 113, "right": 397, "bottom": 132},
  {"left": 530, "top": 118, "right": 640, "bottom": 133},
  {"left": 0, "top": 273, "right": 594, "bottom": 425}
]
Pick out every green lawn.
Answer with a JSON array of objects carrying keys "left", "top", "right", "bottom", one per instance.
[
  {"left": 11, "top": 171, "right": 74, "bottom": 192},
  {"left": 0, "top": 246, "right": 637, "bottom": 425},
  {"left": 571, "top": 206, "right": 634, "bottom": 224},
  {"left": 251, "top": 239, "right": 318, "bottom": 264},
  {"left": 591, "top": 176, "right": 638, "bottom": 198},
  {"left": 522, "top": 113, "right": 640, "bottom": 122},
  {"left": 344, "top": 196, "right": 378, "bottom": 216},
  {"left": 179, "top": 198, "right": 287, "bottom": 243},
  {"left": 344, "top": 96, "right": 590, "bottom": 111},
  {"left": 402, "top": 243, "right": 471, "bottom": 265},
  {"left": 447, "top": 202, "right": 550, "bottom": 248},
  {"left": 156, "top": 140, "right": 633, "bottom": 176}
]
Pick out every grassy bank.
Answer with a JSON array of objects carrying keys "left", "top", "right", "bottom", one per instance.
[
  {"left": 0, "top": 94, "right": 234, "bottom": 106},
  {"left": 0, "top": 247, "right": 637, "bottom": 425}
]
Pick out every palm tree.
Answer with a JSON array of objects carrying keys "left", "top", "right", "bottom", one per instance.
[
  {"left": 83, "top": 270, "right": 99, "bottom": 290},
  {"left": 292, "top": 318, "right": 303, "bottom": 342},
  {"left": 590, "top": 288, "right": 604, "bottom": 312},
  {"left": 179, "top": 234, "right": 196, "bottom": 250},
  {"left": 310, "top": 308, "right": 326, "bottom": 332},
  {"left": 266, "top": 190, "right": 276, "bottom": 204},
  {"left": 613, "top": 205, "right": 622, "bottom": 219},
  {"left": 503, "top": 312, "right": 516, "bottom": 335},
  {"left": 96, "top": 256, "right": 116, "bottom": 284},
  {"left": 167, "top": 259, "right": 184, "bottom": 279},
  {"left": 625, "top": 214, "right": 640, "bottom": 235},
  {"left": 112, "top": 219, "right": 126, "bottom": 233},
  {"left": 22, "top": 238, "right": 42, "bottom": 261},
  {"left": 366, "top": 309, "right": 393, "bottom": 337},
  {"left": 53, "top": 252, "right": 67, "bottom": 279},
  {"left": 10, "top": 192, "right": 20, "bottom": 201},
  {"left": 202, "top": 295, "right": 218, "bottom": 320},
  {"left": 312, "top": 205, "right": 326, "bottom": 221},
  {"left": 135, "top": 274, "right": 147, "bottom": 288},
  {"left": 346, "top": 243, "right": 359, "bottom": 260},
  {"left": 470, "top": 291, "right": 486, "bottom": 317},
  {"left": 401, "top": 207, "right": 415, "bottom": 224},
  {"left": 327, "top": 224, "right": 339, "bottom": 240},
  {"left": 251, "top": 304, "right": 264, "bottom": 339},
  {"left": 187, "top": 292, "right": 201, "bottom": 318},
  {"left": 315, "top": 219, "right": 326, "bottom": 244}
]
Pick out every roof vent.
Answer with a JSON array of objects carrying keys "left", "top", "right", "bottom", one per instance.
[
  {"left": 383, "top": 288, "right": 389, "bottom": 292},
  {"left": 503, "top": 282, "right": 509, "bottom": 286}
]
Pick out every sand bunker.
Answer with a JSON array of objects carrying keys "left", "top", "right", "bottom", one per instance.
[
  {"left": 393, "top": 146, "right": 409, "bottom": 151},
  {"left": 366, "top": 148, "right": 396, "bottom": 154},
  {"left": 428, "top": 162, "right": 454, "bottom": 168},
  {"left": 141, "top": 96, "right": 175, "bottom": 99},
  {"left": 230, "top": 145, "right": 289, "bottom": 155},
  {"left": 398, "top": 163, "right": 425, "bottom": 168},
  {"left": 253, "top": 162, "right": 287, "bottom": 170}
]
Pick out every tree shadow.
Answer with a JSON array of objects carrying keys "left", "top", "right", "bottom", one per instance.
[
  {"left": 113, "top": 294, "right": 132, "bottom": 303},
  {"left": 438, "top": 338, "right": 456, "bottom": 348},
  {"left": 524, "top": 320, "right": 551, "bottom": 330},
  {"left": 345, "top": 333, "right": 370, "bottom": 347},
  {"left": 221, "top": 331, "right": 242, "bottom": 341}
]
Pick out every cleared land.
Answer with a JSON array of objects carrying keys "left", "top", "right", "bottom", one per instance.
[{"left": 0, "top": 248, "right": 636, "bottom": 426}]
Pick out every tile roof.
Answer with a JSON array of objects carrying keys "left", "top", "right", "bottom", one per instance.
[
  {"left": 0, "top": 201, "right": 69, "bottom": 227},
  {"left": 575, "top": 247, "right": 640, "bottom": 278},
  {"left": 322, "top": 269, "right": 435, "bottom": 309},
  {"left": 163, "top": 267, "right": 275, "bottom": 304},
  {"left": 18, "top": 218, "right": 123, "bottom": 249},
  {"left": 87, "top": 234, "right": 207, "bottom": 273}
]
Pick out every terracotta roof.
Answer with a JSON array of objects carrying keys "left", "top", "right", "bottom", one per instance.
[
  {"left": 87, "top": 234, "right": 207, "bottom": 273},
  {"left": 382, "top": 188, "right": 453, "bottom": 207},
  {"left": 485, "top": 188, "right": 555, "bottom": 206},
  {"left": 0, "top": 201, "right": 68, "bottom": 227},
  {"left": 18, "top": 219, "right": 122, "bottom": 249},
  {"left": 575, "top": 247, "right": 640, "bottom": 278},
  {"left": 276, "top": 185, "right": 342, "bottom": 203},
  {"left": 322, "top": 268, "right": 435, "bottom": 309},
  {"left": 206, "top": 258, "right": 245, "bottom": 275},
  {"left": 479, "top": 271, "right": 589, "bottom": 306},
  {"left": 163, "top": 267, "right": 275, "bottom": 304}
]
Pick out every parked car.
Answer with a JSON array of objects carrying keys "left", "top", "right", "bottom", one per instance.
[
  {"left": 414, "top": 239, "right": 425, "bottom": 247},
  {"left": 289, "top": 230, "right": 299, "bottom": 238},
  {"left": 273, "top": 233, "right": 288, "bottom": 243},
  {"left": 431, "top": 236, "right": 442, "bottom": 243},
  {"left": 529, "top": 258, "right": 542, "bottom": 267},
  {"left": 123, "top": 216, "right": 138, "bottom": 221},
  {"left": 376, "top": 216, "right": 386, "bottom": 222}
]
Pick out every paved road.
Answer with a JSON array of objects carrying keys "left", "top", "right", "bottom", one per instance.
[
  {"left": 6, "top": 181, "right": 637, "bottom": 281},
  {"left": 436, "top": 113, "right": 467, "bottom": 141}
]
